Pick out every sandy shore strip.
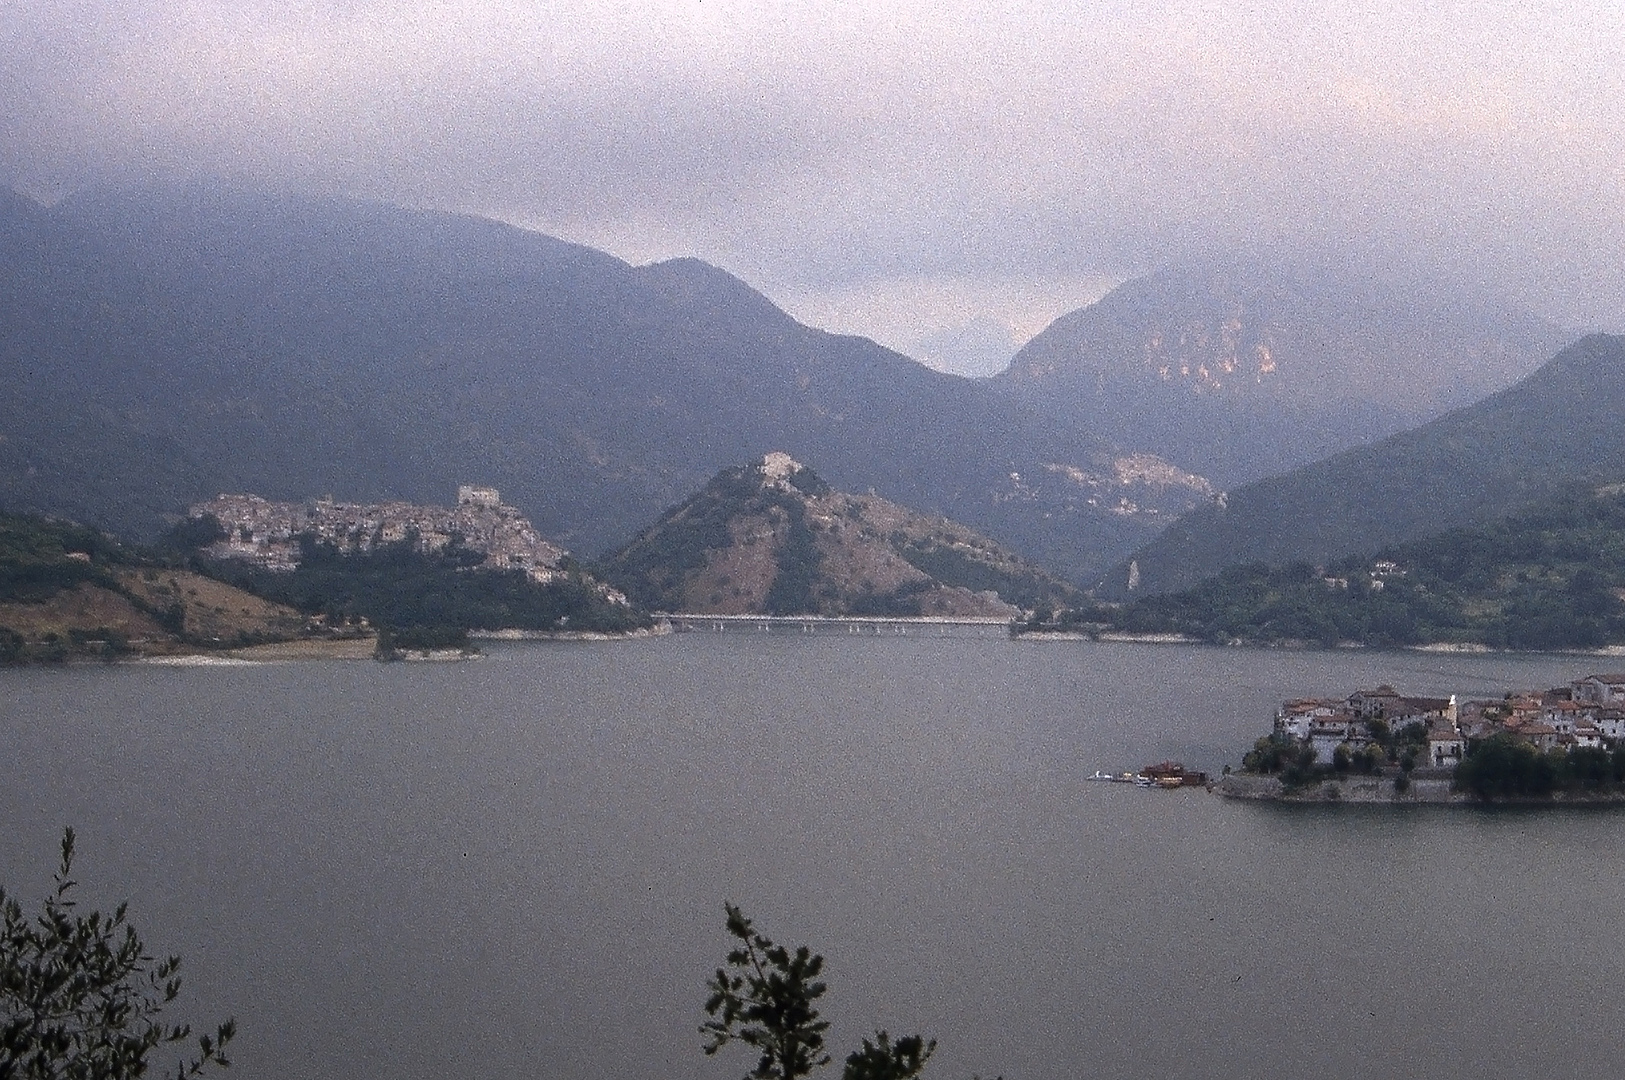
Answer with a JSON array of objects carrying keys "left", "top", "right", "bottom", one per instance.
[
  {"left": 472, "top": 624, "right": 672, "bottom": 641},
  {"left": 223, "top": 637, "right": 379, "bottom": 661}
]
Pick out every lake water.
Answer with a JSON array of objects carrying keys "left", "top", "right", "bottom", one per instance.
[{"left": 2, "top": 636, "right": 1621, "bottom": 1080}]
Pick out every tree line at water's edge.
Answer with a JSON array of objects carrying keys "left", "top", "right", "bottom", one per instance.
[
  {"left": 1250, "top": 729, "right": 1625, "bottom": 801},
  {"left": 15, "top": 469, "right": 1625, "bottom": 661},
  {"left": 1025, "top": 483, "right": 1625, "bottom": 650}
]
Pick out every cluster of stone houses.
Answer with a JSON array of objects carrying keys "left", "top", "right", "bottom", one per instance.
[
  {"left": 191, "top": 486, "right": 569, "bottom": 582},
  {"left": 1275, "top": 686, "right": 1458, "bottom": 767},
  {"left": 1273, "top": 674, "right": 1625, "bottom": 771}
]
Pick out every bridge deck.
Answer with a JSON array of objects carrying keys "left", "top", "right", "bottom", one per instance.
[{"left": 663, "top": 614, "right": 1013, "bottom": 637}]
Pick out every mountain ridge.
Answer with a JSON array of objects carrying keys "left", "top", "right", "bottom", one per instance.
[
  {"left": 1108, "top": 333, "right": 1625, "bottom": 597},
  {"left": 0, "top": 183, "right": 1216, "bottom": 583},
  {"left": 992, "top": 262, "right": 1571, "bottom": 484}
]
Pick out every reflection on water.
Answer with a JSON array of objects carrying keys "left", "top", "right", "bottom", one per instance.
[{"left": 0, "top": 639, "right": 1616, "bottom": 1080}]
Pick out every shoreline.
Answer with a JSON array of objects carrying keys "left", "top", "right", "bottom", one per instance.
[
  {"left": 139, "top": 624, "right": 670, "bottom": 662},
  {"left": 133, "top": 637, "right": 380, "bottom": 663},
  {"left": 470, "top": 624, "right": 671, "bottom": 642},
  {"left": 88, "top": 626, "right": 666, "bottom": 666},
  {"left": 1014, "top": 631, "right": 1625, "bottom": 656},
  {"left": 1215, "top": 772, "right": 1625, "bottom": 806},
  {"left": 11, "top": 627, "right": 1625, "bottom": 668}
]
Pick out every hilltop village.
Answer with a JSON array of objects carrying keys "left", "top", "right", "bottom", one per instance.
[
  {"left": 192, "top": 486, "right": 569, "bottom": 581},
  {"left": 1222, "top": 673, "right": 1625, "bottom": 802}
]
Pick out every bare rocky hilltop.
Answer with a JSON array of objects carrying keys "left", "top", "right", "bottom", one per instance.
[{"left": 595, "top": 453, "right": 1082, "bottom": 618}]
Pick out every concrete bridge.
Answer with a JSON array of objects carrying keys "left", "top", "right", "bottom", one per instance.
[{"left": 662, "top": 613, "right": 1013, "bottom": 638}]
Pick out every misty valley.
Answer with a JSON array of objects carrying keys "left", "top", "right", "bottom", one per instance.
[{"left": 5, "top": 177, "right": 1625, "bottom": 1080}]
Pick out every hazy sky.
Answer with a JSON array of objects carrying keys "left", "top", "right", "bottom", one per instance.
[{"left": 3, "top": 1, "right": 1621, "bottom": 372}]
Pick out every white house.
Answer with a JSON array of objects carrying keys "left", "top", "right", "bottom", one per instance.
[
  {"left": 1542, "top": 701, "right": 1599, "bottom": 736},
  {"left": 1572, "top": 723, "right": 1605, "bottom": 750},
  {"left": 1427, "top": 720, "right": 1464, "bottom": 767},
  {"left": 1275, "top": 699, "right": 1342, "bottom": 740},
  {"left": 1596, "top": 709, "right": 1625, "bottom": 742},
  {"left": 1308, "top": 715, "right": 1369, "bottom": 764}
]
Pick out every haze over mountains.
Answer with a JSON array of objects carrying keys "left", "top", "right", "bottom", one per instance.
[
  {"left": 993, "top": 264, "right": 1570, "bottom": 485},
  {"left": 1111, "top": 334, "right": 1625, "bottom": 597},
  {"left": 0, "top": 184, "right": 1212, "bottom": 583},
  {"left": 2, "top": 182, "right": 1610, "bottom": 600}
]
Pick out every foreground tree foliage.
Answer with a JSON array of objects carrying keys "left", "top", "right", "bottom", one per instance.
[
  {"left": 702, "top": 904, "right": 939, "bottom": 1080},
  {"left": 0, "top": 829, "right": 234, "bottom": 1080},
  {"left": 841, "top": 1032, "right": 938, "bottom": 1080}
]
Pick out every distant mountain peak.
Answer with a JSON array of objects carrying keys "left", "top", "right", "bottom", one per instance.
[
  {"left": 634, "top": 256, "right": 790, "bottom": 324},
  {"left": 2, "top": 182, "right": 1204, "bottom": 585},
  {"left": 991, "top": 261, "right": 1572, "bottom": 485}
]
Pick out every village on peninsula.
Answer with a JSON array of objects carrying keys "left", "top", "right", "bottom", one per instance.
[{"left": 1218, "top": 672, "right": 1625, "bottom": 803}]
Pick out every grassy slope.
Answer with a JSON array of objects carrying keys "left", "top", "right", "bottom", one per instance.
[{"left": 0, "top": 512, "right": 306, "bottom": 659}]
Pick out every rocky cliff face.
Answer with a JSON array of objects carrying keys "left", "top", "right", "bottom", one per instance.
[{"left": 993, "top": 262, "right": 1570, "bottom": 485}]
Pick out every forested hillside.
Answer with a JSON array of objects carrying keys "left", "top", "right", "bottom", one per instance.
[
  {"left": 205, "top": 537, "right": 651, "bottom": 639},
  {"left": 1108, "top": 334, "right": 1625, "bottom": 596},
  {"left": 1035, "top": 483, "right": 1625, "bottom": 650},
  {"left": 0, "top": 184, "right": 1211, "bottom": 583}
]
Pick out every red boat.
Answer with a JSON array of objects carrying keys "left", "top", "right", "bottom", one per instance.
[{"left": 1141, "top": 761, "right": 1208, "bottom": 787}]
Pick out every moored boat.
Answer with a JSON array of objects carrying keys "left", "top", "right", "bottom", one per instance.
[{"left": 1141, "top": 761, "right": 1209, "bottom": 787}]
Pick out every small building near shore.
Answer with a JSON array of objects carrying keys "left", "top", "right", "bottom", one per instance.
[{"left": 1428, "top": 721, "right": 1464, "bottom": 767}]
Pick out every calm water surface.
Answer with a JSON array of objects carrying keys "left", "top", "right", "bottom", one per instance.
[{"left": 1, "top": 636, "right": 1620, "bottom": 1080}]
